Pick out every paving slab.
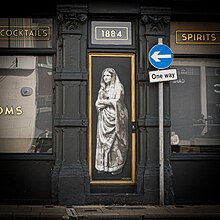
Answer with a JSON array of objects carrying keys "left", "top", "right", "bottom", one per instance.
[
  {"left": 0, "top": 205, "right": 67, "bottom": 219},
  {"left": 67, "top": 205, "right": 220, "bottom": 220},
  {"left": 1, "top": 205, "right": 220, "bottom": 219}
]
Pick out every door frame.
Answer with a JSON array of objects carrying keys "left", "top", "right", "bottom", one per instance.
[{"left": 88, "top": 52, "right": 136, "bottom": 184}]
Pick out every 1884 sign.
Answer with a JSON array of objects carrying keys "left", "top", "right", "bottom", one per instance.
[{"left": 91, "top": 21, "right": 132, "bottom": 45}]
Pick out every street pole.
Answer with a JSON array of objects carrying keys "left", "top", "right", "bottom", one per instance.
[
  {"left": 158, "top": 38, "right": 164, "bottom": 206},
  {"left": 149, "top": 38, "right": 174, "bottom": 206}
]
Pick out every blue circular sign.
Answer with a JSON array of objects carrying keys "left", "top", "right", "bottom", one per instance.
[{"left": 149, "top": 44, "right": 173, "bottom": 69}]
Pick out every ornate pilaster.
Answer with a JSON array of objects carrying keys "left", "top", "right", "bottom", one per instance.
[
  {"left": 51, "top": 4, "right": 89, "bottom": 205},
  {"left": 141, "top": 7, "right": 171, "bottom": 43}
]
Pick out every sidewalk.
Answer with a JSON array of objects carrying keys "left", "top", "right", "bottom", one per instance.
[{"left": 1, "top": 204, "right": 220, "bottom": 219}]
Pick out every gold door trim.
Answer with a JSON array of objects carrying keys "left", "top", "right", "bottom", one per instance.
[{"left": 88, "top": 53, "right": 136, "bottom": 184}]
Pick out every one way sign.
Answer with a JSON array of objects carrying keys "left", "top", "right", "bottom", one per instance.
[
  {"left": 149, "top": 44, "right": 173, "bottom": 69},
  {"left": 149, "top": 69, "right": 177, "bottom": 83}
]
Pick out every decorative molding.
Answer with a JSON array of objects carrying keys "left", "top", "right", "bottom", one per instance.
[
  {"left": 57, "top": 12, "right": 87, "bottom": 30},
  {"left": 141, "top": 15, "right": 171, "bottom": 34},
  {"left": 140, "top": 7, "right": 171, "bottom": 35}
]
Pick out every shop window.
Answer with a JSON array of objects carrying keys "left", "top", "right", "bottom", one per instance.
[
  {"left": 0, "top": 56, "right": 53, "bottom": 153},
  {"left": 0, "top": 18, "right": 53, "bottom": 153},
  {"left": 171, "top": 59, "right": 220, "bottom": 154}
]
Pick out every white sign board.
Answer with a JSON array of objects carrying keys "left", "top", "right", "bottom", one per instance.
[{"left": 149, "top": 69, "right": 177, "bottom": 83}]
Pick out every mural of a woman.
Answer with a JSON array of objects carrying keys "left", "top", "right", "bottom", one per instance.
[{"left": 95, "top": 67, "right": 128, "bottom": 175}]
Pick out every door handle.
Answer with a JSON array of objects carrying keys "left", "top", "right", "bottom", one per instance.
[{"left": 132, "top": 122, "right": 136, "bottom": 133}]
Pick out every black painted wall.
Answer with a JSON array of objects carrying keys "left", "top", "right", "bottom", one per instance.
[
  {"left": 52, "top": 2, "right": 174, "bottom": 205},
  {"left": 0, "top": 160, "right": 53, "bottom": 204}
]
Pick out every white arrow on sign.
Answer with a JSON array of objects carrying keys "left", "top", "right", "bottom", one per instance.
[{"left": 151, "top": 51, "right": 172, "bottom": 62}]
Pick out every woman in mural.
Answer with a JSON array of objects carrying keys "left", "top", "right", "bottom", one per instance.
[{"left": 95, "top": 67, "right": 128, "bottom": 175}]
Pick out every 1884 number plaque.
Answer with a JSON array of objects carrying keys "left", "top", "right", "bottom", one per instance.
[{"left": 91, "top": 21, "right": 132, "bottom": 45}]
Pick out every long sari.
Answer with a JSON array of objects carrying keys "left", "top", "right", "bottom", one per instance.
[{"left": 95, "top": 71, "right": 128, "bottom": 174}]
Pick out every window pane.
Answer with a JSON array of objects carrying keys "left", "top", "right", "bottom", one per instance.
[
  {"left": 205, "top": 67, "right": 220, "bottom": 148},
  {"left": 171, "top": 59, "right": 220, "bottom": 154},
  {"left": 0, "top": 18, "right": 52, "bottom": 48},
  {"left": 0, "top": 56, "right": 53, "bottom": 153}
]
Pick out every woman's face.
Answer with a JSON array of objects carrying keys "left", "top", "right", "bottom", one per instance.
[{"left": 103, "top": 71, "right": 112, "bottom": 84}]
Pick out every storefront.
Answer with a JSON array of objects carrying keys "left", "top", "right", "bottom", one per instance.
[{"left": 0, "top": 0, "right": 219, "bottom": 205}]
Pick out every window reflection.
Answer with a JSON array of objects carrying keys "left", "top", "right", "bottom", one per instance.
[
  {"left": 0, "top": 56, "right": 52, "bottom": 153},
  {"left": 171, "top": 59, "right": 220, "bottom": 154}
]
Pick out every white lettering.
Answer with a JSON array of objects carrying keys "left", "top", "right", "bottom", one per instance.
[
  {"left": 214, "top": 84, "right": 220, "bottom": 93},
  {"left": 0, "top": 106, "right": 23, "bottom": 116},
  {"left": 173, "top": 79, "right": 185, "bottom": 84},
  {"left": 5, "top": 106, "right": 14, "bottom": 115}
]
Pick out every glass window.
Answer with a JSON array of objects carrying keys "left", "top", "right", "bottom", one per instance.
[
  {"left": 0, "top": 18, "right": 52, "bottom": 48},
  {"left": 0, "top": 56, "right": 53, "bottom": 153},
  {"left": 170, "top": 59, "right": 220, "bottom": 154}
]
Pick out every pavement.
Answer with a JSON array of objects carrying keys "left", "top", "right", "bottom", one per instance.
[{"left": 1, "top": 204, "right": 220, "bottom": 219}]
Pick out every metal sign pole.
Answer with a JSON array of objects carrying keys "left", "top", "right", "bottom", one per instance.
[
  {"left": 159, "top": 81, "right": 164, "bottom": 206},
  {"left": 149, "top": 38, "right": 174, "bottom": 206},
  {"left": 158, "top": 38, "right": 164, "bottom": 206}
]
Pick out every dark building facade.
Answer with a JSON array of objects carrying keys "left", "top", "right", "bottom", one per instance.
[{"left": 0, "top": 0, "right": 220, "bottom": 205}]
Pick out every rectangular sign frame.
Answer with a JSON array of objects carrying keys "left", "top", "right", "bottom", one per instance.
[
  {"left": 149, "top": 69, "right": 177, "bottom": 83},
  {"left": 91, "top": 21, "right": 132, "bottom": 45},
  {"left": 176, "top": 30, "right": 220, "bottom": 45}
]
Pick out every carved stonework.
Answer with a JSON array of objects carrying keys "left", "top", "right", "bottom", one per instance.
[
  {"left": 141, "top": 15, "right": 171, "bottom": 35},
  {"left": 57, "top": 12, "right": 87, "bottom": 30}
]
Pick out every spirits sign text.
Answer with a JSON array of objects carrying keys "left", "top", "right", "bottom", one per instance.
[{"left": 176, "top": 31, "right": 220, "bottom": 44}]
